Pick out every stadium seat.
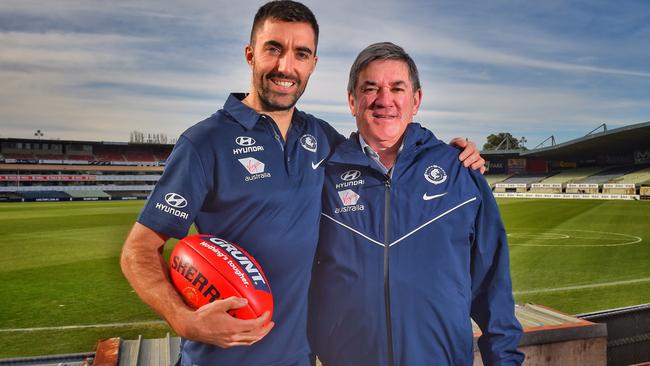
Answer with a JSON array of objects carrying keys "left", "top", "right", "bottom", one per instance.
[
  {"left": 613, "top": 167, "right": 650, "bottom": 184},
  {"left": 485, "top": 174, "right": 511, "bottom": 187},
  {"left": 541, "top": 167, "right": 605, "bottom": 185}
]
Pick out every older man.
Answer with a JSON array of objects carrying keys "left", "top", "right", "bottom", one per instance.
[{"left": 308, "top": 42, "right": 524, "bottom": 366}]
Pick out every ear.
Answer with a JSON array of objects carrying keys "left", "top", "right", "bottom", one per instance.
[
  {"left": 347, "top": 92, "right": 356, "bottom": 117},
  {"left": 312, "top": 54, "right": 318, "bottom": 71},
  {"left": 412, "top": 88, "right": 422, "bottom": 116},
  {"left": 245, "top": 44, "right": 254, "bottom": 66}
]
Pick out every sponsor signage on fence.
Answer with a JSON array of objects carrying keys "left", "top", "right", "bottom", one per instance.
[
  {"left": 2, "top": 159, "right": 165, "bottom": 167},
  {"left": 493, "top": 192, "right": 639, "bottom": 200},
  {"left": 531, "top": 183, "right": 562, "bottom": 188},
  {"left": 603, "top": 183, "right": 635, "bottom": 189},
  {"left": 566, "top": 183, "right": 599, "bottom": 189},
  {"left": 0, "top": 185, "right": 155, "bottom": 192},
  {"left": 0, "top": 175, "right": 97, "bottom": 181},
  {"left": 495, "top": 183, "right": 528, "bottom": 188}
]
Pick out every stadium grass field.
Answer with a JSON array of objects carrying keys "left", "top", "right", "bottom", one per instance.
[{"left": 1, "top": 198, "right": 649, "bottom": 358}]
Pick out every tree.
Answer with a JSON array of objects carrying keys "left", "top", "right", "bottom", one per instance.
[
  {"left": 483, "top": 132, "right": 527, "bottom": 150},
  {"left": 130, "top": 130, "right": 145, "bottom": 143},
  {"left": 129, "top": 131, "right": 169, "bottom": 144}
]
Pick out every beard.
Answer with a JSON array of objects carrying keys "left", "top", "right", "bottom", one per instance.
[{"left": 256, "top": 72, "right": 306, "bottom": 112}]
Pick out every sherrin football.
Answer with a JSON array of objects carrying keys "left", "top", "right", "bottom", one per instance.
[{"left": 169, "top": 234, "right": 273, "bottom": 321}]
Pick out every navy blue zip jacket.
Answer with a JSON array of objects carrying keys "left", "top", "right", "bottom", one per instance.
[{"left": 308, "top": 123, "right": 524, "bottom": 366}]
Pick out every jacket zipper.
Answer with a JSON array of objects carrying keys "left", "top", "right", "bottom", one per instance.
[{"left": 384, "top": 179, "right": 395, "bottom": 366}]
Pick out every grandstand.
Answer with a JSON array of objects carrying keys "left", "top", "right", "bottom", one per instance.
[
  {"left": 484, "top": 121, "right": 650, "bottom": 200},
  {"left": 612, "top": 166, "right": 650, "bottom": 184},
  {"left": 539, "top": 167, "right": 604, "bottom": 184},
  {"left": 502, "top": 173, "right": 551, "bottom": 184},
  {"left": 2, "top": 120, "right": 650, "bottom": 202},
  {"left": 579, "top": 165, "right": 641, "bottom": 184},
  {"left": 495, "top": 174, "right": 551, "bottom": 193},
  {"left": 0, "top": 138, "right": 170, "bottom": 202},
  {"left": 485, "top": 174, "right": 510, "bottom": 188}
]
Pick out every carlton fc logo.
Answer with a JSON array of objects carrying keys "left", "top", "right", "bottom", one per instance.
[
  {"left": 424, "top": 165, "right": 447, "bottom": 185},
  {"left": 300, "top": 134, "right": 317, "bottom": 152},
  {"left": 164, "top": 193, "right": 188, "bottom": 208},
  {"left": 236, "top": 136, "right": 256, "bottom": 147}
]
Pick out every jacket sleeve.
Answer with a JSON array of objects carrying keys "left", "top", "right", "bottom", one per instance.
[
  {"left": 468, "top": 169, "right": 525, "bottom": 366},
  {"left": 137, "top": 135, "right": 210, "bottom": 239}
]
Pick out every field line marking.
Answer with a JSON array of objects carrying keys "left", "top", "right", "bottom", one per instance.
[
  {"left": 515, "top": 277, "right": 650, "bottom": 295},
  {"left": 0, "top": 320, "right": 167, "bottom": 333},
  {"left": 508, "top": 228, "right": 643, "bottom": 247}
]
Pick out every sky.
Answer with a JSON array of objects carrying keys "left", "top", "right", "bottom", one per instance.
[{"left": 1, "top": 0, "right": 649, "bottom": 148}]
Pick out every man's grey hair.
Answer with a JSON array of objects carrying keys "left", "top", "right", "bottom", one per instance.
[{"left": 347, "top": 42, "right": 421, "bottom": 95}]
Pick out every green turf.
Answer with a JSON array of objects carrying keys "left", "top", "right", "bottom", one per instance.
[
  {"left": 0, "top": 198, "right": 649, "bottom": 358},
  {"left": 500, "top": 198, "right": 650, "bottom": 314},
  {"left": 0, "top": 201, "right": 174, "bottom": 358}
]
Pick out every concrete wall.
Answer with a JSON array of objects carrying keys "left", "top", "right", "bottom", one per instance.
[{"left": 474, "top": 337, "right": 607, "bottom": 365}]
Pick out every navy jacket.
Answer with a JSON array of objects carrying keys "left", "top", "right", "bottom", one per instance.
[{"left": 308, "top": 123, "right": 524, "bottom": 366}]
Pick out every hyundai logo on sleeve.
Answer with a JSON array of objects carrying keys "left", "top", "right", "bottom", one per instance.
[{"left": 165, "top": 193, "right": 188, "bottom": 208}]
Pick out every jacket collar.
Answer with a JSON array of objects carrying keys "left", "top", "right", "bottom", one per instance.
[
  {"left": 329, "top": 122, "right": 440, "bottom": 168},
  {"left": 222, "top": 93, "right": 306, "bottom": 132}
]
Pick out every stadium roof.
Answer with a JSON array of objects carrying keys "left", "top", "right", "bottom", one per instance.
[{"left": 521, "top": 121, "right": 650, "bottom": 160}]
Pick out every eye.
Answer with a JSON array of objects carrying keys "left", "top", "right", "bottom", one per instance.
[
  {"left": 266, "top": 45, "right": 281, "bottom": 55},
  {"left": 392, "top": 87, "right": 405, "bottom": 93},
  {"left": 296, "top": 51, "right": 310, "bottom": 60},
  {"left": 362, "top": 87, "right": 378, "bottom": 93}
]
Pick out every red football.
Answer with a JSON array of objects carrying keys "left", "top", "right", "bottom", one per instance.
[{"left": 169, "top": 234, "right": 273, "bottom": 321}]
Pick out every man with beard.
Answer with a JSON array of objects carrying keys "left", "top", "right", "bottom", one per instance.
[{"left": 120, "top": 2, "right": 485, "bottom": 366}]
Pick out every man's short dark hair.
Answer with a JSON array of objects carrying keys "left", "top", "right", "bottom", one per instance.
[
  {"left": 250, "top": 1, "right": 319, "bottom": 51},
  {"left": 347, "top": 42, "right": 421, "bottom": 95}
]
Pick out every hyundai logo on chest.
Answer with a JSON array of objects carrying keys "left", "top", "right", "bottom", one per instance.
[
  {"left": 336, "top": 170, "right": 365, "bottom": 189},
  {"left": 233, "top": 136, "right": 264, "bottom": 155}
]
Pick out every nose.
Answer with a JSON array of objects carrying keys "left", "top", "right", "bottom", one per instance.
[
  {"left": 277, "top": 52, "right": 294, "bottom": 74},
  {"left": 374, "top": 87, "right": 393, "bottom": 108}
]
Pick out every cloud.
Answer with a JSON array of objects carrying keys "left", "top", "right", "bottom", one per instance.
[{"left": 0, "top": 0, "right": 648, "bottom": 146}]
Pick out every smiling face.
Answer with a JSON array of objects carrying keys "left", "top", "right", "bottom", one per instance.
[
  {"left": 245, "top": 18, "right": 318, "bottom": 112},
  {"left": 349, "top": 59, "right": 422, "bottom": 151}
]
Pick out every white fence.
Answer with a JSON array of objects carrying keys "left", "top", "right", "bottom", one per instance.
[
  {"left": 0, "top": 185, "right": 155, "bottom": 192},
  {"left": 531, "top": 183, "right": 563, "bottom": 189},
  {"left": 494, "top": 192, "right": 639, "bottom": 200}
]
